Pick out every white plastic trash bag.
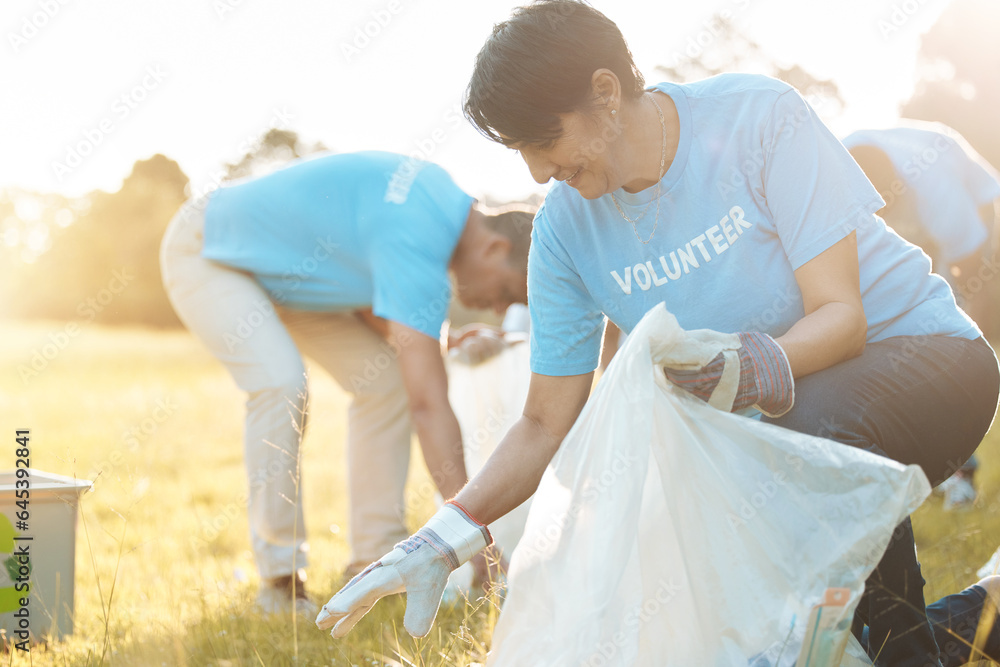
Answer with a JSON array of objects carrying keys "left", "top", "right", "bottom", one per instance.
[
  {"left": 444, "top": 339, "right": 533, "bottom": 593},
  {"left": 489, "top": 304, "right": 931, "bottom": 667}
]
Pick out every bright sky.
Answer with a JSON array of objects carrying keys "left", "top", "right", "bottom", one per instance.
[{"left": 1, "top": 0, "right": 952, "bottom": 202}]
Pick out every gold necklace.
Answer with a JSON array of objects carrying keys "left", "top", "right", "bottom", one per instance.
[{"left": 610, "top": 93, "right": 667, "bottom": 245}]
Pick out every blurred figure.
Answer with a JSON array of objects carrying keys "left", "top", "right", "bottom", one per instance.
[
  {"left": 843, "top": 122, "right": 1000, "bottom": 337},
  {"left": 844, "top": 122, "right": 1000, "bottom": 511},
  {"left": 160, "top": 151, "right": 531, "bottom": 615}
]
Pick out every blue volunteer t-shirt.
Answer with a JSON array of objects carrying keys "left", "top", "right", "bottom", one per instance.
[
  {"left": 528, "top": 74, "right": 980, "bottom": 377},
  {"left": 201, "top": 151, "right": 474, "bottom": 339}
]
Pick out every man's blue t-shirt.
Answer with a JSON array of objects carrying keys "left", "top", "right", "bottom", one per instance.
[
  {"left": 201, "top": 151, "right": 474, "bottom": 339},
  {"left": 528, "top": 74, "right": 980, "bottom": 377}
]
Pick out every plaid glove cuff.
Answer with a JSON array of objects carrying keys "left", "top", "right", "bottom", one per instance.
[{"left": 736, "top": 332, "right": 794, "bottom": 417}]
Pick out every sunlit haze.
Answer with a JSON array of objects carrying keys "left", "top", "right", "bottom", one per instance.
[{"left": 3, "top": 0, "right": 951, "bottom": 201}]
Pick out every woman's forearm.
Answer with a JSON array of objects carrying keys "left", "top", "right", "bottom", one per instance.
[
  {"left": 776, "top": 300, "right": 867, "bottom": 378},
  {"left": 454, "top": 414, "right": 564, "bottom": 525},
  {"left": 777, "top": 232, "right": 867, "bottom": 379},
  {"left": 454, "top": 371, "right": 594, "bottom": 525}
]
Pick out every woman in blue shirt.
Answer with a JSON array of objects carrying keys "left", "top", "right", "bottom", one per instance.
[{"left": 318, "top": 3, "right": 999, "bottom": 664}]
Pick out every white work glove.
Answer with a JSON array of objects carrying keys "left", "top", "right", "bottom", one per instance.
[{"left": 316, "top": 502, "right": 492, "bottom": 638}]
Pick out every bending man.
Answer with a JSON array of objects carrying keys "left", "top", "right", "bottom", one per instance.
[{"left": 160, "top": 151, "right": 531, "bottom": 614}]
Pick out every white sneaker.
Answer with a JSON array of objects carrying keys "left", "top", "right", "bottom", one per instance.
[
  {"left": 255, "top": 572, "right": 318, "bottom": 618},
  {"left": 978, "top": 547, "right": 1000, "bottom": 579},
  {"left": 940, "top": 474, "right": 976, "bottom": 511}
]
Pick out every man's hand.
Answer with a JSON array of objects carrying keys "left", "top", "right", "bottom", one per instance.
[
  {"left": 449, "top": 323, "right": 501, "bottom": 346},
  {"left": 452, "top": 329, "right": 509, "bottom": 364},
  {"left": 316, "top": 502, "right": 491, "bottom": 638}
]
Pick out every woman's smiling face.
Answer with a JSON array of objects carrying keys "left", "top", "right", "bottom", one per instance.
[{"left": 509, "top": 110, "right": 625, "bottom": 200}]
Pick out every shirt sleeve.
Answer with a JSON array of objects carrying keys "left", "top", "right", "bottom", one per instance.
[
  {"left": 760, "top": 89, "right": 885, "bottom": 270},
  {"left": 527, "top": 207, "right": 606, "bottom": 376},
  {"left": 370, "top": 237, "right": 452, "bottom": 340}
]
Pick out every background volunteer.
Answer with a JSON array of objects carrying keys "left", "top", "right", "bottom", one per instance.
[{"left": 160, "top": 150, "right": 530, "bottom": 614}]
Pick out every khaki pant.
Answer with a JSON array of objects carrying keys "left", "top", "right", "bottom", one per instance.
[{"left": 160, "top": 200, "right": 411, "bottom": 579}]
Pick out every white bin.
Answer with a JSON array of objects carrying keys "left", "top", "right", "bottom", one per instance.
[{"left": 0, "top": 469, "right": 92, "bottom": 641}]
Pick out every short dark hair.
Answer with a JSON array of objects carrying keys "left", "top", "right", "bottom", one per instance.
[
  {"left": 464, "top": 0, "right": 645, "bottom": 146},
  {"left": 481, "top": 205, "right": 535, "bottom": 269}
]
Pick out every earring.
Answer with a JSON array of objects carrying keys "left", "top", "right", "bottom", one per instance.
[{"left": 610, "top": 108, "right": 617, "bottom": 116}]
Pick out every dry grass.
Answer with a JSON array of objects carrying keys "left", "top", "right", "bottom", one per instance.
[{"left": 0, "top": 320, "right": 997, "bottom": 665}]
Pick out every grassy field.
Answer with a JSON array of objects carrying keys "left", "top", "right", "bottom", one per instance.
[{"left": 0, "top": 320, "right": 998, "bottom": 666}]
